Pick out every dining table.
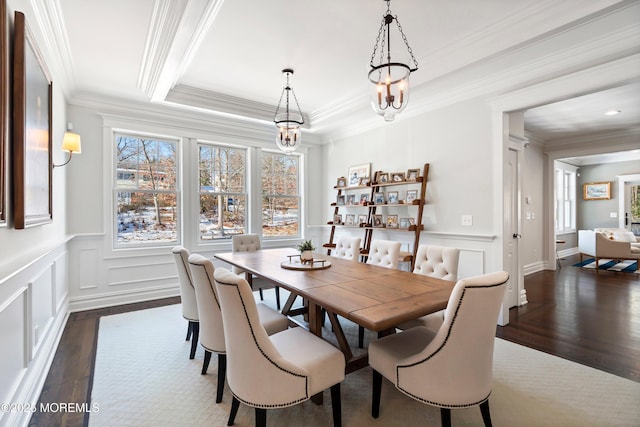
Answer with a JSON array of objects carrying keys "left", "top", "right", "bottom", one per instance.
[{"left": 214, "top": 247, "right": 455, "bottom": 374}]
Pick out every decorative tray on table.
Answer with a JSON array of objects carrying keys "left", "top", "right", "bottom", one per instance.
[{"left": 280, "top": 255, "right": 332, "bottom": 271}]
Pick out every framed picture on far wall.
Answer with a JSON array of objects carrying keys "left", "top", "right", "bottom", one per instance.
[
  {"left": 345, "top": 214, "right": 355, "bottom": 226},
  {"left": 358, "top": 214, "right": 368, "bottom": 225},
  {"left": 348, "top": 163, "right": 371, "bottom": 186},
  {"left": 583, "top": 182, "right": 611, "bottom": 200}
]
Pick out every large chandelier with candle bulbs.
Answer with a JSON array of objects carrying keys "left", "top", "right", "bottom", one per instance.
[{"left": 368, "top": 0, "right": 419, "bottom": 122}]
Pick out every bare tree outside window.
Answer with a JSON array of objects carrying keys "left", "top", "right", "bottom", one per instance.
[
  {"left": 262, "top": 152, "right": 299, "bottom": 237},
  {"left": 198, "top": 144, "right": 246, "bottom": 240},
  {"left": 115, "top": 134, "right": 178, "bottom": 246}
]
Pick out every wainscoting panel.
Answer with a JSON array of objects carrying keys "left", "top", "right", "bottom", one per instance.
[{"left": 0, "top": 241, "right": 69, "bottom": 427}]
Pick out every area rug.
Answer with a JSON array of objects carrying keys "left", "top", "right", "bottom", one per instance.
[
  {"left": 89, "top": 303, "right": 640, "bottom": 427},
  {"left": 573, "top": 258, "right": 639, "bottom": 273}
]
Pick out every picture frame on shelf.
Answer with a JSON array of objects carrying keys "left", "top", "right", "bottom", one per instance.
[
  {"left": 387, "top": 191, "right": 399, "bottom": 204},
  {"left": 408, "top": 218, "right": 416, "bottom": 225},
  {"left": 399, "top": 218, "right": 410, "bottom": 228},
  {"left": 346, "top": 194, "right": 356, "bottom": 205},
  {"left": 348, "top": 163, "right": 371, "bottom": 186},
  {"left": 377, "top": 172, "right": 389, "bottom": 183},
  {"left": 372, "top": 214, "right": 384, "bottom": 227},
  {"left": 391, "top": 172, "right": 405, "bottom": 182},
  {"left": 359, "top": 193, "right": 370, "bottom": 205},
  {"left": 405, "top": 190, "right": 418, "bottom": 203},
  {"left": 337, "top": 195, "right": 346, "bottom": 206},
  {"left": 358, "top": 214, "right": 368, "bottom": 225},
  {"left": 336, "top": 176, "right": 347, "bottom": 187},
  {"left": 407, "top": 168, "right": 420, "bottom": 181},
  {"left": 373, "top": 192, "right": 385, "bottom": 204},
  {"left": 387, "top": 214, "right": 399, "bottom": 228},
  {"left": 334, "top": 214, "right": 343, "bottom": 225},
  {"left": 359, "top": 177, "right": 370, "bottom": 186},
  {"left": 345, "top": 214, "right": 355, "bottom": 226},
  {"left": 583, "top": 182, "right": 611, "bottom": 200}
]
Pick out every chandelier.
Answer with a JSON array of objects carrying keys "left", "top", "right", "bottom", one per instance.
[
  {"left": 368, "top": 0, "right": 419, "bottom": 122},
  {"left": 274, "top": 69, "right": 304, "bottom": 153}
]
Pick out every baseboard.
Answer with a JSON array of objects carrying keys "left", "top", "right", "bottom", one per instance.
[
  {"left": 68, "top": 285, "right": 180, "bottom": 312},
  {"left": 523, "top": 261, "right": 546, "bottom": 275}
]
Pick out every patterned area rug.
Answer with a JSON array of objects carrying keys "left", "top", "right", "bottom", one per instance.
[
  {"left": 89, "top": 301, "right": 640, "bottom": 427},
  {"left": 573, "top": 258, "right": 639, "bottom": 273}
]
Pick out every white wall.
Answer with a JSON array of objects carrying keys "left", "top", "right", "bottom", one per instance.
[
  {"left": 521, "top": 142, "right": 545, "bottom": 273},
  {"left": 316, "top": 98, "right": 499, "bottom": 278}
]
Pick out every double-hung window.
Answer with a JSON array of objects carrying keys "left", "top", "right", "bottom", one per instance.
[
  {"left": 261, "top": 151, "right": 300, "bottom": 238},
  {"left": 554, "top": 161, "right": 577, "bottom": 234},
  {"left": 114, "top": 133, "right": 178, "bottom": 247},
  {"left": 198, "top": 143, "right": 247, "bottom": 240}
]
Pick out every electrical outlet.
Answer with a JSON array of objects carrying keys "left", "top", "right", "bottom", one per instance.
[
  {"left": 461, "top": 215, "right": 473, "bottom": 226},
  {"left": 610, "top": 212, "right": 617, "bottom": 218}
]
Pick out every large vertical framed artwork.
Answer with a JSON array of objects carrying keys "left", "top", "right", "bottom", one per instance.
[
  {"left": 13, "top": 11, "right": 52, "bottom": 229},
  {"left": 0, "top": 0, "right": 8, "bottom": 225}
]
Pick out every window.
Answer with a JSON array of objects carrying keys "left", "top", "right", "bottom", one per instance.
[
  {"left": 198, "top": 143, "right": 246, "bottom": 240},
  {"left": 115, "top": 133, "right": 178, "bottom": 246},
  {"left": 554, "top": 162, "right": 576, "bottom": 234},
  {"left": 262, "top": 151, "right": 300, "bottom": 238}
]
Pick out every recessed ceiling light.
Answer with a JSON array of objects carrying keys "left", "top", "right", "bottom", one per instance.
[{"left": 604, "top": 109, "right": 621, "bottom": 116}]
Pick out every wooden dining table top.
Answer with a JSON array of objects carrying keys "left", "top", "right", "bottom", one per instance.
[{"left": 214, "top": 247, "right": 455, "bottom": 332}]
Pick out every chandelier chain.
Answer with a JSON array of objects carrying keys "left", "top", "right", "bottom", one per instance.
[
  {"left": 369, "top": 16, "right": 387, "bottom": 67},
  {"left": 395, "top": 17, "right": 419, "bottom": 69}
]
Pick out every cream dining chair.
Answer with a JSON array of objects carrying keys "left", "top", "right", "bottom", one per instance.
[
  {"left": 397, "top": 245, "right": 460, "bottom": 331},
  {"left": 188, "top": 254, "right": 289, "bottom": 403},
  {"left": 214, "top": 267, "right": 345, "bottom": 427},
  {"left": 370, "top": 271, "right": 508, "bottom": 427},
  {"left": 231, "top": 234, "right": 281, "bottom": 309},
  {"left": 333, "top": 236, "right": 362, "bottom": 262},
  {"left": 171, "top": 246, "right": 199, "bottom": 359},
  {"left": 358, "top": 239, "right": 402, "bottom": 347}
]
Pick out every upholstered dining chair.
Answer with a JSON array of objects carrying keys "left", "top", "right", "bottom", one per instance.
[
  {"left": 366, "top": 239, "right": 401, "bottom": 269},
  {"left": 231, "top": 234, "right": 281, "bottom": 309},
  {"left": 369, "top": 271, "right": 509, "bottom": 427},
  {"left": 213, "top": 267, "right": 345, "bottom": 427},
  {"left": 188, "top": 254, "right": 289, "bottom": 403},
  {"left": 397, "top": 245, "right": 460, "bottom": 331},
  {"left": 358, "top": 239, "right": 402, "bottom": 347},
  {"left": 333, "top": 236, "right": 362, "bottom": 262},
  {"left": 172, "top": 246, "right": 199, "bottom": 359}
]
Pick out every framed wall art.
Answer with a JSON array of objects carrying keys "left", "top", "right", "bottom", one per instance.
[
  {"left": 0, "top": 0, "right": 8, "bottom": 225},
  {"left": 13, "top": 11, "right": 52, "bottom": 229},
  {"left": 583, "top": 182, "right": 611, "bottom": 200}
]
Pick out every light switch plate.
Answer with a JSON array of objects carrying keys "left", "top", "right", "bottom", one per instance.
[{"left": 461, "top": 215, "right": 473, "bottom": 226}]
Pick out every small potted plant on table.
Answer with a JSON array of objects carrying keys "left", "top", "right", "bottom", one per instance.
[{"left": 297, "top": 240, "right": 316, "bottom": 264}]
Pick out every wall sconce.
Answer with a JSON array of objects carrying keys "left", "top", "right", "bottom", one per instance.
[{"left": 53, "top": 124, "right": 81, "bottom": 168}]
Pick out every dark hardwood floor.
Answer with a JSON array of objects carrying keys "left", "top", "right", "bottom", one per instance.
[{"left": 28, "top": 254, "right": 639, "bottom": 426}]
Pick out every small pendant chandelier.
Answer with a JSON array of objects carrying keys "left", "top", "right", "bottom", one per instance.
[
  {"left": 274, "top": 68, "right": 304, "bottom": 153},
  {"left": 368, "top": 0, "right": 419, "bottom": 122}
]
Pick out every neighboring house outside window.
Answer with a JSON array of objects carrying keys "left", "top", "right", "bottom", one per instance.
[
  {"left": 115, "top": 133, "right": 178, "bottom": 247},
  {"left": 198, "top": 143, "right": 247, "bottom": 240},
  {"left": 262, "top": 151, "right": 300, "bottom": 238}
]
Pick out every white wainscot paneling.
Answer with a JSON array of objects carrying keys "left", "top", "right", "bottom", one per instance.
[
  {"left": 0, "top": 289, "right": 27, "bottom": 407},
  {"left": 79, "top": 247, "right": 99, "bottom": 290},
  {"left": 30, "top": 264, "right": 55, "bottom": 355},
  {"left": 107, "top": 258, "right": 177, "bottom": 287}
]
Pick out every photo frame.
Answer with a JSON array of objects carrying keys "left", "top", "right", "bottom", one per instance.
[
  {"left": 391, "top": 172, "right": 405, "bottom": 182},
  {"left": 372, "top": 214, "right": 384, "bottom": 227},
  {"left": 359, "top": 193, "right": 370, "bottom": 205},
  {"left": 373, "top": 192, "right": 385, "bottom": 205},
  {"left": 405, "top": 190, "right": 418, "bottom": 203},
  {"left": 336, "top": 176, "right": 346, "bottom": 187},
  {"left": 359, "top": 177, "right": 370, "bottom": 186},
  {"left": 0, "top": 0, "right": 7, "bottom": 224},
  {"left": 399, "top": 218, "right": 410, "bottom": 228},
  {"left": 406, "top": 168, "right": 420, "bottom": 181},
  {"left": 345, "top": 214, "right": 355, "bottom": 226},
  {"left": 358, "top": 214, "right": 368, "bottom": 225},
  {"left": 377, "top": 172, "right": 389, "bottom": 183},
  {"left": 348, "top": 163, "right": 371, "bottom": 186},
  {"left": 13, "top": 12, "right": 52, "bottom": 229},
  {"left": 583, "top": 182, "right": 611, "bottom": 200},
  {"left": 336, "top": 195, "right": 346, "bottom": 206},
  {"left": 334, "top": 214, "right": 343, "bottom": 225},
  {"left": 387, "top": 191, "right": 399, "bottom": 204},
  {"left": 386, "top": 214, "right": 399, "bottom": 228},
  {"left": 346, "top": 194, "right": 356, "bottom": 205}
]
